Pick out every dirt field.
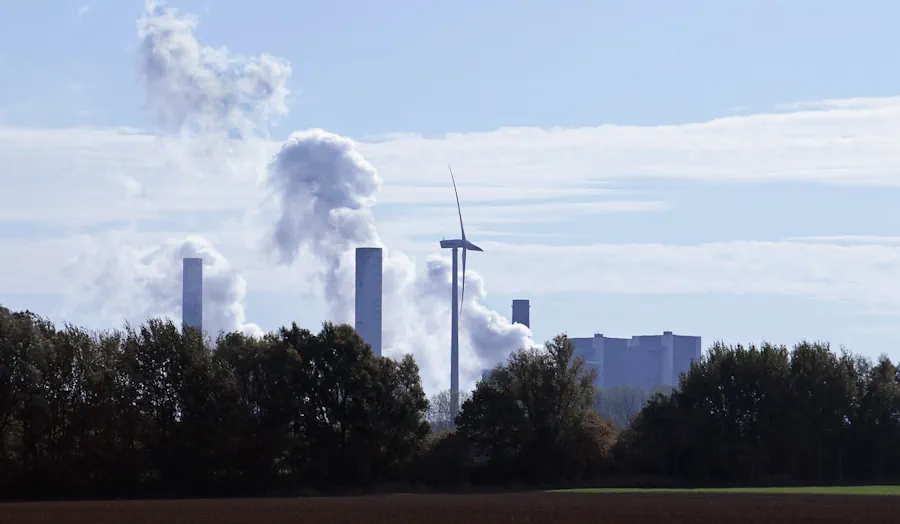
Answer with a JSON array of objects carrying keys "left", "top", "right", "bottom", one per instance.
[{"left": 3, "top": 492, "right": 899, "bottom": 524}]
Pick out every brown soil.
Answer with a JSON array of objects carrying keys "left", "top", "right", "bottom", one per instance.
[{"left": 3, "top": 492, "right": 898, "bottom": 524}]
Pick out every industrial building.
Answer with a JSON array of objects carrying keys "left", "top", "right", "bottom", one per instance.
[
  {"left": 571, "top": 331, "right": 701, "bottom": 391},
  {"left": 355, "top": 247, "right": 383, "bottom": 357},
  {"left": 182, "top": 257, "right": 203, "bottom": 332}
]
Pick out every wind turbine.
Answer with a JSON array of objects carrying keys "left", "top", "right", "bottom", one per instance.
[{"left": 439, "top": 165, "right": 482, "bottom": 420}]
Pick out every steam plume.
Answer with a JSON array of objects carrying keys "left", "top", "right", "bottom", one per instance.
[
  {"left": 70, "top": 1, "right": 275, "bottom": 340},
  {"left": 268, "top": 129, "right": 381, "bottom": 320},
  {"left": 72, "top": 236, "right": 262, "bottom": 338},
  {"left": 137, "top": 0, "right": 290, "bottom": 181},
  {"left": 267, "top": 131, "right": 532, "bottom": 389},
  {"left": 137, "top": 0, "right": 290, "bottom": 137}
]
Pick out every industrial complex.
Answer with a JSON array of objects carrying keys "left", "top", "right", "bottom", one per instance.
[
  {"left": 179, "top": 253, "right": 702, "bottom": 410},
  {"left": 177, "top": 174, "right": 702, "bottom": 416}
]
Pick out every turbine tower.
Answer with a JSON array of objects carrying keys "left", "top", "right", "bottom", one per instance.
[{"left": 439, "top": 166, "right": 482, "bottom": 420}]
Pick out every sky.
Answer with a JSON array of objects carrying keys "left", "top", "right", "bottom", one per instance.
[{"left": 3, "top": 0, "right": 900, "bottom": 391}]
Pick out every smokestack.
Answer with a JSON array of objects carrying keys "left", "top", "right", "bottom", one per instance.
[
  {"left": 182, "top": 257, "right": 203, "bottom": 332},
  {"left": 512, "top": 299, "right": 530, "bottom": 328},
  {"left": 355, "top": 247, "right": 383, "bottom": 357}
]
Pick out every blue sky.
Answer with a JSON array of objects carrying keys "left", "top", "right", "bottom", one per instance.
[
  {"left": 3, "top": 0, "right": 900, "bottom": 390},
  {"left": 5, "top": 0, "right": 900, "bottom": 133}
]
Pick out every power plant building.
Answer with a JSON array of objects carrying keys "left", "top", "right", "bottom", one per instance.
[
  {"left": 355, "top": 247, "right": 383, "bottom": 357},
  {"left": 182, "top": 257, "right": 203, "bottom": 332},
  {"left": 571, "top": 331, "right": 701, "bottom": 391}
]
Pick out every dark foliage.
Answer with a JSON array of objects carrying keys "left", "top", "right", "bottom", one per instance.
[
  {"left": 614, "top": 341, "right": 900, "bottom": 485},
  {"left": 0, "top": 307, "right": 429, "bottom": 498},
  {"left": 453, "top": 335, "right": 617, "bottom": 485},
  {"left": 5, "top": 304, "right": 900, "bottom": 497}
]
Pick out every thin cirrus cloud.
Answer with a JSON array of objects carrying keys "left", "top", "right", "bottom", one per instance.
[
  {"left": 2, "top": 94, "right": 900, "bottom": 312},
  {"left": 784, "top": 235, "right": 900, "bottom": 245},
  {"left": 4, "top": 89, "right": 900, "bottom": 200},
  {"left": 5, "top": 230, "right": 900, "bottom": 316},
  {"left": 3, "top": 91, "right": 900, "bottom": 228},
  {"left": 474, "top": 239, "right": 900, "bottom": 309}
]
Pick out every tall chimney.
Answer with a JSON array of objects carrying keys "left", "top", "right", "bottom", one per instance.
[
  {"left": 355, "top": 247, "right": 383, "bottom": 357},
  {"left": 512, "top": 299, "right": 530, "bottom": 328},
  {"left": 182, "top": 257, "right": 203, "bottom": 332}
]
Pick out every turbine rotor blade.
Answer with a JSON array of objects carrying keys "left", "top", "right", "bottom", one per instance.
[
  {"left": 460, "top": 247, "right": 467, "bottom": 318},
  {"left": 449, "top": 165, "right": 466, "bottom": 241}
]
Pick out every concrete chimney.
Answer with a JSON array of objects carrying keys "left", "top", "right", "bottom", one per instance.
[
  {"left": 182, "top": 257, "right": 203, "bottom": 332},
  {"left": 512, "top": 299, "right": 530, "bottom": 328},
  {"left": 355, "top": 247, "right": 383, "bottom": 357}
]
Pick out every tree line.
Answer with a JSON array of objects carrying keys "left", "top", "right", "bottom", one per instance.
[
  {"left": 3, "top": 305, "right": 900, "bottom": 499},
  {"left": 617, "top": 341, "right": 900, "bottom": 485}
]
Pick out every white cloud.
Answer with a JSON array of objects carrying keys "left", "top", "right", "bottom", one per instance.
[
  {"left": 776, "top": 96, "right": 900, "bottom": 112},
  {"left": 377, "top": 183, "right": 619, "bottom": 205},
  {"left": 356, "top": 106, "right": 900, "bottom": 187},
  {"left": 0, "top": 127, "right": 267, "bottom": 225},
  {"left": 4, "top": 95, "right": 900, "bottom": 312},
  {"left": 7, "top": 230, "right": 900, "bottom": 313},
  {"left": 472, "top": 239, "right": 900, "bottom": 308},
  {"left": 3, "top": 91, "right": 900, "bottom": 230},
  {"left": 784, "top": 235, "right": 900, "bottom": 245}
]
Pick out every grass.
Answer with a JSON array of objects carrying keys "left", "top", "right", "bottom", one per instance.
[{"left": 552, "top": 486, "right": 900, "bottom": 496}]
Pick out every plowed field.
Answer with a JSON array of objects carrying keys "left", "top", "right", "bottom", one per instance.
[{"left": 3, "top": 492, "right": 899, "bottom": 523}]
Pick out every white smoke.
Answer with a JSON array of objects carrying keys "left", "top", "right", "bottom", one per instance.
[
  {"left": 71, "top": 235, "right": 262, "bottom": 338},
  {"left": 381, "top": 254, "right": 532, "bottom": 389},
  {"left": 79, "top": 1, "right": 531, "bottom": 391},
  {"left": 168, "top": 237, "right": 263, "bottom": 338},
  {"left": 69, "top": 1, "right": 275, "bottom": 340},
  {"left": 137, "top": 0, "right": 290, "bottom": 137},
  {"left": 136, "top": 0, "right": 290, "bottom": 182},
  {"left": 267, "top": 129, "right": 381, "bottom": 320}
]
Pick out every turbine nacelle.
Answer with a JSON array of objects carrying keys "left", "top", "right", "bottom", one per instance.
[{"left": 439, "top": 239, "right": 483, "bottom": 252}]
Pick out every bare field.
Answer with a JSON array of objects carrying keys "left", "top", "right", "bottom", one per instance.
[{"left": 3, "top": 492, "right": 899, "bottom": 524}]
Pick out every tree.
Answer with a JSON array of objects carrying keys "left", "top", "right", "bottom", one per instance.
[
  {"left": 12, "top": 301, "right": 900, "bottom": 495},
  {"left": 782, "top": 342, "right": 859, "bottom": 482},
  {"left": 594, "top": 385, "right": 670, "bottom": 429},
  {"left": 2, "top": 310, "right": 63, "bottom": 494},
  {"left": 616, "top": 341, "right": 875, "bottom": 485},
  {"left": 213, "top": 328, "right": 307, "bottom": 491},
  {"left": 456, "top": 334, "right": 616, "bottom": 484},
  {"left": 426, "top": 389, "right": 472, "bottom": 432},
  {"left": 363, "top": 353, "right": 430, "bottom": 481},
  {"left": 0, "top": 307, "right": 433, "bottom": 498},
  {"left": 274, "top": 322, "right": 429, "bottom": 488},
  {"left": 849, "top": 355, "right": 900, "bottom": 480},
  {"left": 617, "top": 342, "right": 798, "bottom": 482}
]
